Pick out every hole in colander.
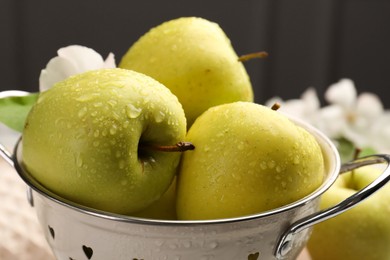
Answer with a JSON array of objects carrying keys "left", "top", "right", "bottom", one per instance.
[
  {"left": 48, "top": 226, "right": 55, "bottom": 239},
  {"left": 248, "top": 252, "right": 260, "bottom": 260},
  {"left": 82, "top": 245, "right": 93, "bottom": 259}
]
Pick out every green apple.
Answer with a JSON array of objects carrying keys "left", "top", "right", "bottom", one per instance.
[
  {"left": 307, "top": 166, "right": 390, "bottom": 260},
  {"left": 22, "top": 68, "right": 188, "bottom": 214},
  {"left": 132, "top": 177, "right": 177, "bottom": 220},
  {"left": 119, "top": 17, "right": 254, "bottom": 127},
  {"left": 176, "top": 101, "right": 325, "bottom": 220}
]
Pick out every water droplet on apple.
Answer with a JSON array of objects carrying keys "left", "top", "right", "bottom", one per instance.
[
  {"left": 140, "top": 88, "right": 149, "bottom": 96},
  {"left": 276, "top": 165, "right": 282, "bottom": 173},
  {"left": 93, "top": 102, "right": 103, "bottom": 108},
  {"left": 76, "top": 155, "right": 83, "bottom": 168},
  {"left": 232, "top": 173, "right": 242, "bottom": 181},
  {"left": 112, "top": 111, "right": 120, "bottom": 120},
  {"left": 293, "top": 156, "right": 300, "bottom": 164},
  {"left": 216, "top": 132, "right": 224, "bottom": 138},
  {"left": 94, "top": 130, "right": 100, "bottom": 137},
  {"left": 122, "top": 120, "right": 130, "bottom": 129},
  {"left": 110, "top": 125, "right": 118, "bottom": 135},
  {"left": 54, "top": 117, "right": 65, "bottom": 126},
  {"left": 154, "top": 111, "right": 165, "bottom": 123},
  {"left": 126, "top": 104, "right": 142, "bottom": 118},
  {"left": 267, "top": 160, "right": 276, "bottom": 169},
  {"left": 76, "top": 93, "right": 100, "bottom": 102},
  {"left": 260, "top": 161, "right": 267, "bottom": 170},
  {"left": 107, "top": 99, "right": 117, "bottom": 107},
  {"left": 121, "top": 179, "right": 128, "bottom": 185},
  {"left": 237, "top": 142, "right": 245, "bottom": 150},
  {"left": 93, "top": 141, "right": 100, "bottom": 147},
  {"left": 90, "top": 110, "right": 98, "bottom": 117},
  {"left": 78, "top": 107, "right": 88, "bottom": 118}
]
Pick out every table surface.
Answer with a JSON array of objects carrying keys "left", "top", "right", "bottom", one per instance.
[{"left": 0, "top": 125, "right": 311, "bottom": 260}]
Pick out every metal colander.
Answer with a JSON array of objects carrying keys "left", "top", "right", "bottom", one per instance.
[{"left": 1, "top": 94, "right": 390, "bottom": 260}]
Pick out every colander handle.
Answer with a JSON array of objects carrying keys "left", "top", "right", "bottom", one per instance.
[
  {"left": 0, "top": 143, "right": 14, "bottom": 167},
  {"left": 275, "top": 154, "right": 390, "bottom": 259}
]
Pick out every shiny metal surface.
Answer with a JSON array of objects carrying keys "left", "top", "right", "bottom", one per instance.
[
  {"left": 1, "top": 116, "right": 342, "bottom": 260},
  {"left": 2, "top": 105, "right": 389, "bottom": 259},
  {"left": 275, "top": 154, "right": 390, "bottom": 259}
]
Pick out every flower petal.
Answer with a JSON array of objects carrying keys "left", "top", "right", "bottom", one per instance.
[
  {"left": 103, "top": 52, "right": 116, "bottom": 68},
  {"left": 356, "top": 92, "right": 383, "bottom": 118},
  {"left": 301, "top": 87, "right": 320, "bottom": 111},
  {"left": 39, "top": 56, "right": 79, "bottom": 92},
  {"left": 57, "top": 45, "right": 105, "bottom": 72},
  {"left": 325, "top": 79, "right": 357, "bottom": 108},
  {"left": 316, "top": 105, "right": 346, "bottom": 138},
  {"left": 39, "top": 45, "right": 117, "bottom": 91}
]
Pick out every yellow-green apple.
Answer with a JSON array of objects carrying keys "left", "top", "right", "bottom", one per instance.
[
  {"left": 119, "top": 17, "right": 254, "bottom": 127},
  {"left": 176, "top": 101, "right": 325, "bottom": 220},
  {"left": 307, "top": 165, "right": 390, "bottom": 260},
  {"left": 22, "top": 68, "right": 188, "bottom": 214},
  {"left": 132, "top": 177, "right": 177, "bottom": 220}
]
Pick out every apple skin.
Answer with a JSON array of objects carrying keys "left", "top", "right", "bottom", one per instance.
[
  {"left": 132, "top": 177, "right": 177, "bottom": 220},
  {"left": 307, "top": 166, "right": 390, "bottom": 260},
  {"left": 176, "top": 102, "right": 325, "bottom": 220},
  {"left": 22, "top": 68, "right": 187, "bottom": 214},
  {"left": 119, "top": 17, "right": 253, "bottom": 127}
]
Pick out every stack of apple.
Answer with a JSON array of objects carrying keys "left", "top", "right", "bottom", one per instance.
[{"left": 23, "top": 17, "right": 325, "bottom": 220}]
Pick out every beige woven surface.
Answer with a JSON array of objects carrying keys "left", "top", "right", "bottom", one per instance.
[
  {"left": 0, "top": 159, "right": 55, "bottom": 260},
  {"left": 0, "top": 124, "right": 54, "bottom": 260}
]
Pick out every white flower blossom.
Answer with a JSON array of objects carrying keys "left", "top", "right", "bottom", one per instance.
[
  {"left": 266, "top": 78, "right": 389, "bottom": 156},
  {"left": 321, "top": 79, "right": 384, "bottom": 149},
  {"left": 39, "top": 45, "right": 116, "bottom": 92},
  {"left": 265, "top": 87, "right": 320, "bottom": 122}
]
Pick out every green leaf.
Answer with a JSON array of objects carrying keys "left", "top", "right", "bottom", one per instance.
[
  {"left": 336, "top": 137, "right": 355, "bottom": 163},
  {"left": 358, "top": 147, "right": 377, "bottom": 158},
  {"left": 0, "top": 93, "right": 39, "bottom": 132},
  {"left": 335, "top": 137, "right": 378, "bottom": 163}
]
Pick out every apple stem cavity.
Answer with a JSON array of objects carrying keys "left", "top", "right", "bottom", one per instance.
[
  {"left": 271, "top": 102, "right": 281, "bottom": 111},
  {"left": 238, "top": 51, "right": 268, "bottom": 62},
  {"left": 140, "top": 141, "right": 195, "bottom": 152}
]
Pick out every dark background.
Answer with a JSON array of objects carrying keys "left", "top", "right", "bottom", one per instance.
[{"left": 1, "top": 0, "right": 390, "bottom": 107}]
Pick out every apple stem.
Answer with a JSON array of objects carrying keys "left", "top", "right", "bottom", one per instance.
[
  {"left": 271, "top": 102, "right": 281, "bottom": 111},
  {"left": 140, "top": 141, "right": 195, "bottom": 152},
  {"left": 350, "top": 147, "right": 362, "bottom": 188},
  {"left": 353, "top": 147, "right": 362, "bottom": 160},
  {"left": 238, "top": 51, "right": 268, "bottom": 62}
]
